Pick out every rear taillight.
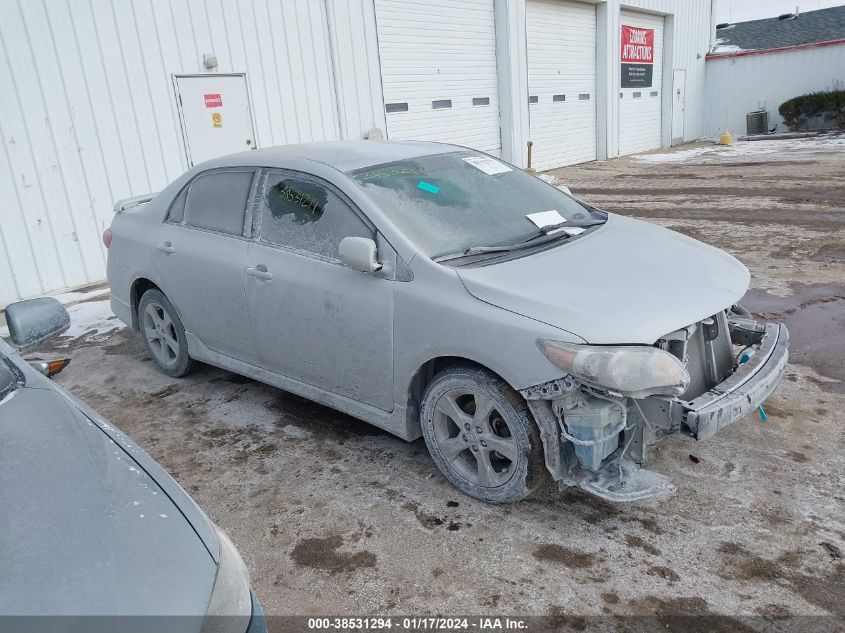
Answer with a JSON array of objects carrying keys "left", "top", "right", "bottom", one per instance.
[{"left": 103, "top": 227, "right": 112, "bottom": 248}]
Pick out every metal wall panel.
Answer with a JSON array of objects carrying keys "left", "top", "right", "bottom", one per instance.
[
  {"left": 326, "top": 0, "right": 388, "bottom": 140},
  {"left": 705, "top": 44, "right": 845, "bottom": 137},
  {"left": 0, "top": 0, "right": 362, "bottom": 305}
]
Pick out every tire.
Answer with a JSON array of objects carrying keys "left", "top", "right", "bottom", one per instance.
[
  {"left": 137, "top": 289, "right": 196, "bottom": 378},
  {"left": 420, "top": 365, "right": 549, "bottom": 503}
]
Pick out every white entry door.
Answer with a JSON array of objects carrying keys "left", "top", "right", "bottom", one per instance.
[
  {"left": 174, "top": 74, "right": 256, "bottom": 166},
  {"left": 527, "top": 0, "right": 597, "bottom": 170},
  {"left": 374, "top": 0, "right": 502, "bottom": 156},
  {"left": 672, "top": 69, "right": 686, "bottom": 145}
]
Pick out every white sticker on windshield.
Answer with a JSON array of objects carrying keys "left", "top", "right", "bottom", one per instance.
[
  {"left": 561, "top": 226, "right": 585, "bottom": 235},
  {"left": 462, "top": 156, "right": 512, "bottom": 175},
  {"left": 526, "top": 210, "right": 565, "bottom": 229}
]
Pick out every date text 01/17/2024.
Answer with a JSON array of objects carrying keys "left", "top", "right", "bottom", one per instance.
[{"left": 306, "top": 617, "right": 528, "bottom": 631}]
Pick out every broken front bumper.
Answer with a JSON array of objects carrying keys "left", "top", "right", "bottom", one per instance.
[{"left": 683, "top": 322, "right": 789, "bottom": 441}]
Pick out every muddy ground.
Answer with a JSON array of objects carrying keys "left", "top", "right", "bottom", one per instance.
[{"left": 49, "top": 138, "right": 843, "bottom": 627}]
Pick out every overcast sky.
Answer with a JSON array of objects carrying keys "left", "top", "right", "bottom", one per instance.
[{"left": 714, "top": 0, "right": 845, "bottom": 23}]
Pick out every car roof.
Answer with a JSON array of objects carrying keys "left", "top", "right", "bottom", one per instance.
[{"left": 196, "top": 140, "right": 466, "bottom": 173}]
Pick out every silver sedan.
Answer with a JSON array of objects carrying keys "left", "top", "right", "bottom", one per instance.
[{"left": 106, "top": 141, "right": 788, "bottom": 503}]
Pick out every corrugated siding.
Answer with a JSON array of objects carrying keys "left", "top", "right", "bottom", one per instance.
[
  {"left": 705, "top": 44, "right": 845, "bottom": 137},
  {"left": 526, "top": 0, "right": 597, "bottom": 169},
  {"left": 0, "top": 0, "right": 353, "bottom": 305},
  {"left": 326, "top": 0, "right": 387, "bottom": 140}
]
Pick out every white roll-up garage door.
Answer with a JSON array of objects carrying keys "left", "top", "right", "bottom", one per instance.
[
  {"left": 618, "top": 10, "right": 664, "bottom": 155},
  {"left": 526, "top": 0, "right": 597, "bottom": 170},
  {"left": 374, "top": 0, "right": 502, "bottom": 156}
]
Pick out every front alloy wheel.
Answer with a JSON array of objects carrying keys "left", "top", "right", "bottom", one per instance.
[{"left": 420, "top": 366, "right": 548, "bottom": 503}]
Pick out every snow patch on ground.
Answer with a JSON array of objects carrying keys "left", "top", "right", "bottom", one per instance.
[
  {"left": 537, "top": 173, "right": 573, "bottom": 194},
  {"left": 537, "top": 174, "right": 562, "bottom": 185},
  {"left": 58, "top": 299, "right": 124, "bottom": 345},
  {"left": 51, "top": 286, "right": 110, "bottom": 305},
  {"left": 1, "top": 286, "right": 122, "bottom": 345},
  {"left": 633, "top": 136, "right": 845, "bottom": 164}
]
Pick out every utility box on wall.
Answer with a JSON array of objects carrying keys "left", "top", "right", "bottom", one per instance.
[{"left": 174, "top": 74, "right": 257, "bottom": 166}]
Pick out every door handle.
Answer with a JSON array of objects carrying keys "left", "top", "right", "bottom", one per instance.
[
  {"left": 156, "top": 241, "right": 175, "bottom": 254},
  {"left": 246, "top": 265, "right": 273, "bottom": 281}
]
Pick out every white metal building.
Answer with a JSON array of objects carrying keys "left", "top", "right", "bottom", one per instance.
[
  {"left": 705, "top": 7, "right": 845, "bottom": 137},
  {"left": 0, "top": 0, "right": 713, "bottom": 305}
]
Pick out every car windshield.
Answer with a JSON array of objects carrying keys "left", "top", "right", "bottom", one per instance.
[{"left": 348, "top": 150, "right": 604, "bottom": 259}]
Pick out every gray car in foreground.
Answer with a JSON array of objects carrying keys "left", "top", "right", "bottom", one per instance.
[
  {"left": 106, "top": 140, "right": 788, "bottom": 503},
  {"left": 0, "top": 298, "right": 264, "bottom": 631}
]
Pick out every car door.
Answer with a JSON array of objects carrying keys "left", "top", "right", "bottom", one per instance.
[
  {"left": 152, "top": 167, "right": 259, "bottom": 362},
  {"left": 244, "top": 169, "right": 395, "bottom": 412}
]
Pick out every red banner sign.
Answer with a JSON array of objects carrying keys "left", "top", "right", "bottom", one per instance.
[
  {"left": 203, "top": 93, "right": 223, "bottom": 108},
  {"left": 621, "top": 25, "right": 654, "bottom": 63}
]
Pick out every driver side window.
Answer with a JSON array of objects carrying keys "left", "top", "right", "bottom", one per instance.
[{"left": 259, "top": 172, "right": 372, "bottom": 260}]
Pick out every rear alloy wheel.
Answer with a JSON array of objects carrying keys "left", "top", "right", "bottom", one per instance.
[
  {"left": 138, "top": 289, "right": 195, "bottom": 377},
  {"left": 420, "top": 366, "right": 548, "bottom": 503}
]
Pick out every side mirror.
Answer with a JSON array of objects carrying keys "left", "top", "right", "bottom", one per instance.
[
  {"left": 556, "top": 184, "right": 573, "bottom": 196},
  {"left": 338, "top": 237, "right": 383, "bottom": 273},
  {"left": 4, "top": 298, "right": 70, "bottom": 352}
]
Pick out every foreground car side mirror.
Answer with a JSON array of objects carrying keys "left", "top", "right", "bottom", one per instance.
[
  {"left": 556, "top": 184, "right": 573, "bottom": 196},
  {"left": 338, "top": 237, "right": 383, "bottom": 273},
  {"left": 4, "top": 298, "right": 70, "bottom": 353}
]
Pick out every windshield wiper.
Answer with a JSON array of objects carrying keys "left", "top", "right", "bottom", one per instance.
[{"left": 434, "top": 219, "right": 605, "bottom": 263}]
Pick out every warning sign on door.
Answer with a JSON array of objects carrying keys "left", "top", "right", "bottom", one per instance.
[
  {"left": 204, "top": 93, "right": 223, "bottom": 108},
  {"left": 621, "top": 25, "right": 654, "bottom": 88}
]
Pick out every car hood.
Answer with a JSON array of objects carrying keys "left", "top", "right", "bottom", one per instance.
[
  {"left": 0, "top": 384, "right": 216, "bottom": 615},
  {"left": 456, "top": 214, "right": 750, "bottom": 344}
]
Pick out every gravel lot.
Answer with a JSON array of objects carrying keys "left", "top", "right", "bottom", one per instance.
[{"left": 41, "top": 136, "right": 844, "bottom": 626}]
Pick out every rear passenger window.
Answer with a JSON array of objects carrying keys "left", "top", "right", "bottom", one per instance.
[
  {"left": 260, "top": 173, "right": 372, "bottom": 260},
  {"left": 184, "top": 170, "right": 254, "bottom": 236}
]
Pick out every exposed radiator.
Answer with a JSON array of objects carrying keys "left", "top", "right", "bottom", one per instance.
[{"left": 665, "top": 312, "right": 734, "bottom": 402}]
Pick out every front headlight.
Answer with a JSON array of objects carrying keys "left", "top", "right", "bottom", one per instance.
[
  {"left": 538, "top": 340, "right": 690, "bottom": 397},
  {"left": 202, "top": 525, "right": 252, "bottom": 633}
]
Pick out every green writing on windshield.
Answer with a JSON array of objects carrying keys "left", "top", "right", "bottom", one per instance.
[{"left": 355, "top": 165, "right": 426, "bottom": 183}]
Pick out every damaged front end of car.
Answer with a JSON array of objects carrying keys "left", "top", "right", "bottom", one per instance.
[{"left": 521, "top": 306, "right": 789, "bottom": 502}]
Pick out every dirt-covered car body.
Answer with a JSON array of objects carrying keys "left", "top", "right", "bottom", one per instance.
[{"left": 107, "top": 140, "right": 788, "bottom": 501}]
